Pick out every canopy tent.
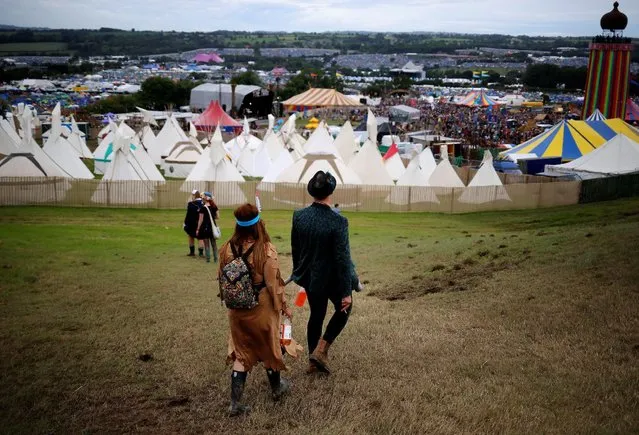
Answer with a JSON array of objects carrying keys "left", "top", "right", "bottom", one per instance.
[
  {"left": 382, "top": 143, "right": 406, "bottom": 181},
  {"left": 543, "top": 134, "right": 639, "bottom": 179},
  {"left": 457, "top": 90, "right": 500, "bottom": 107},
  {"left": 193, "top": 52, "right": 223, "bottom": 63},
  {"left": 627, "top": 99, "right": 639, "bottom": 122},
  {"left": 502, "top": 120, "right": 607, "bottom": 161},
  {"left": 586, "top": 108, "right": 607, "bottom": 121},
  {"left": 459, "top": 151, "right": 510, "bottom": 204},
  {"left": 334, "top": 120, "right": 359, "bottom": 165},
  {"left": 389, "top": 105, "right": 421, "bottom": 122},
  {"left": 347, "top": 139, "right": 394, "bottom": 186},
  {"left": 193, "top": 100, "right": 242, "bottom": 133},
  {"left": 282, "top": 88, "right": 362, "bottom": 111}
]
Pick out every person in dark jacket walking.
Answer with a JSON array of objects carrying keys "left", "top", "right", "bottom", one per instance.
[
  {"left": 184, "top": 189, "right": 204, "bottom": 257},
  {"left": 291, "top": 171, "right": 354, "bottom": 374}
]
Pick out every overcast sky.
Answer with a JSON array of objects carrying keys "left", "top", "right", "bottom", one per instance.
[{"left": 3, "top": 0, "right": 638, "bottom": 37}]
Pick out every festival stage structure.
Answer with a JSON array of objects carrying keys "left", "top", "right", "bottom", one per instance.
[{"left": 583, "top": 2, "right": 633, "bottom": 120}]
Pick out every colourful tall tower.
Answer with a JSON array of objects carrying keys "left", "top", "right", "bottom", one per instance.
[{"left": 583, "top": 2, "right": 633, "bottom": 120}]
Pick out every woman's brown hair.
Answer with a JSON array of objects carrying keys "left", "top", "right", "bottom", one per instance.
[{"left": 228, "top": 203, "right": 271, "bottom": 275}]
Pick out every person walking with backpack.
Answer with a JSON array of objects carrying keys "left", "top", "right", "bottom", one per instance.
[
  {"left": 218, "top": 203, "right": 292, "bottom": 416},
  {"left": 195, "top": 192, "right": 220, "bottom": 263},
  {"left": 291, "top": 171, "right": 355, "bottom": 375}
]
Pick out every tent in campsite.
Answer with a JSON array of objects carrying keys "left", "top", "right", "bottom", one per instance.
[
  {"left": 93, "top": 122, "right": 139, "bottom": 174},
  {"left": 192, "top": 100, "right": 242, "bottom": 133},
  {"left": 225, "top": 118, "right": 262, "bottom": 162},
  {"left": 543, "top": 134, "right": 639, "bottom": 179},
  {"left": 276, "top": 125, "right": 361, "bottom": 184},
  {"left": 382, "top": 142, "right": 406, "bottom": 181},
  {"left": 259, "top": 149, "right": 295, "bottom": 186},
  {"left": 458, "top": 151, "right": 510, "bottom": 203},
  {"left": 154, "top": 114, "right": 190, "bottom": 160},
  {"left": 263, "top": 128, "right": 287, "bottom": 161},
  {"left": 348, "top": 139, "right": 394, "bottom": 186},
  {"left": 586, "top": 108, "right": 606, "bottom": 121},
  {"left": 182, "top": 126, "right": 246, "bottom": 205},
  {"left": 282, "top": 88, "right": 362, "bottom": 111},
  {"left": 42, "top": 104, "right": 93, "bottom": 179},
  {"left": 65, "top": 116, "right": 93, "bottom": 159},
  {"left": 396, "top": 156, "right": 430, "bottom": 186},
  {"left": 389, "top": 156, "right": 440, "bottom": 205},
  {"left": 389, "top": 105, "right": 421, "bottom": 122},
  {"left": 581, "top": 118, "right": 639, "bottom": 143},
  {"left": 428, "top": 153, "right": 465, "bottom": 188},
  {"left": 334, "top": 120, "right": 360, "bottom": 164},
  {"left": 457, "top": 90, "right": 500, "bottom": 107},
  {"left": 91, "top": 128, "right": 159, "bottom": 204},
  {"left": 185, "top": 127, "right": 244, "bottom": 183},
  {"left": 418, "top": 147, "right": 438, "bottom": 181},
  {"left": 162, "top": 141, "right": 203, "bottom": 178},
  {"left": 236, "top": 138, "right": 271, "bottom": 177},
  {"left": 0, "top": 117, "right": 21, "bottom": 156}
]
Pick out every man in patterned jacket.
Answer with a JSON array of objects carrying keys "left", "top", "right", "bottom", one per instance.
[{"left": 291, "top": 170, "right": 354, "bottom": 374}]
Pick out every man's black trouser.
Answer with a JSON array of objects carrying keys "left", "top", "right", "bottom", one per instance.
[{"left": 306, "top": 288, "right": 352, "bottom": 354}]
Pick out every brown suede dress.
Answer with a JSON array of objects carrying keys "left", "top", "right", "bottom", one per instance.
[{"left": 219, "top": 240, "right": 287, "bottom": 372}]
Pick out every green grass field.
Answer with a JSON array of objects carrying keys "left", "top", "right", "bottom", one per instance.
[
  {"left": 1, "top": 200, "right": 638, "bottom": 433},
  {"left": 0, "top": 42, "right": 70, "bottom": 55}
]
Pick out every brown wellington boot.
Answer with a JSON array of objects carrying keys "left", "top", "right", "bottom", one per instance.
[
  {"left": 306, "top": 360, "right": 318, "bottom": 374},
  {"left": 309, "top": 339, "right": 331, "bottom": 374}
]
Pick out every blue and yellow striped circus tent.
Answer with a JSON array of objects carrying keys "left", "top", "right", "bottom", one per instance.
[
  {"left": 580, "top": 119, "right": 639, "bottom": 143},
  {"left": 502, "top": 119, "right": 639, "bottom": 161},
  {"left": 458, "top": 89, "right": 500, "bottom": 107},
  {"left": 502, "top": 120, "right": 603, "bottom": 161}
]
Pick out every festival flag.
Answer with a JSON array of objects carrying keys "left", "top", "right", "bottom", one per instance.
[
  {"left": 481, "top": 71, "right": 490, "bottom": 78},
  {"left": 472, "top": 71, "right": 481, "bottom": 79},
  {"left": 336, "top": 71, "right": 343, "bottom": 78}
]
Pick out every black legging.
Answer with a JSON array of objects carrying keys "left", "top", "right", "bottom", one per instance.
[{"left": 307, "top": 289, "right": 352, "bottom": 354}]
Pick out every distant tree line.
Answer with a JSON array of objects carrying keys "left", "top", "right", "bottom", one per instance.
[{"left": 522, "top": 64, "right": 588, "bottom": 90}]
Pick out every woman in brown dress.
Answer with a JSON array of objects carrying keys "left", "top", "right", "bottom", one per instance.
[{"left": 218, "top": 203, "right": 292, "bottom": 416}]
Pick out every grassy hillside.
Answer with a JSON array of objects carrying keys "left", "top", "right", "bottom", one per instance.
[{"left": 1, "top": 200, "right": 638, "bottom": 433}]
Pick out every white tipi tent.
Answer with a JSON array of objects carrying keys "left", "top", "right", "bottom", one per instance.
[
  {"left": 91, "top": 127, "right": 157, "bottom": 204},
  {"left": 66, "top": 116, "right": 93, "bottom": 159},
  {"left": 334, "top": 120, "right": 359, "bottom": 164},
  {"left": 458, "top": 151, "right": 510, "bottom": 203},
  {"left": 544, "top": 134, "right": 639, "bottom": 179},
  {"left": 93, "top": 122, "right": 138, "bottom": 174},
  {"left": 263, "top": 125, "right": 286, "bottom": 161},
  {"left": 276, "top": 126, "right": 361, "bottom": 185},
  {"left": 428, "top": 151, "right": 465, "bottom": 188},
  {"left": 418, "top": 147, "right": 437, "bottom": 181},
  {"left": 348, "top": 139, "right": 394, "bottom": 186},
  {"left": 259, "top": 149, "right": 295, "bottom": 186},
  {"left": 236, "top": 139, "right": 271, "bottom": 178},
  {"left": 389, "top": 155, "right": 440, "bottom": 205},
  {"left": 382, "top": 143, "right": 406, "bottom": 181},
  {"left": 182, "top": 126, "right": 246, "bottom": 206},
  {"left": 0, "top": 117, "right": 21, "bottom": 156},
  {"left": 162, "top": 141, "right": 203, "bottom": 178},
  {"left": 156, "top": 114, "right": 190, "bottom": 160},
  {"left": 42, "top": 104, "right": 94, "bottom": 179}
]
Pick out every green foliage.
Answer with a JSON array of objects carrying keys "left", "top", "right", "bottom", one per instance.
[
  {"left": 279, "top": 69, "right": 344, "bottom": 100},
  {"left": 230, "top": 71, "right": 263, "bottom": 87},
  {"left": 85, "top": 95, "right": 139, "bottom": 114},
  {"left": 523, "top": 64, "right": 587, "bottom": 90}
]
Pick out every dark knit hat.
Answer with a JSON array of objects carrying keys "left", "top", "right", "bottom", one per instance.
[{"left": 307, "top": 170, "right": 336, "bottom": 199}]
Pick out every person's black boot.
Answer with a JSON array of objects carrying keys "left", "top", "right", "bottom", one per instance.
[
  {"left": 229, "top": 371, "right": 250, "bottom": 417},
  {"left": 198, "top": 247, "right": 204, "bottom": 257},
  {"left": 187, "top": 245, "right": 195, "bottom": 256},
  {"left": 266, "top": 368, "right": 290, "bottom": 401}
]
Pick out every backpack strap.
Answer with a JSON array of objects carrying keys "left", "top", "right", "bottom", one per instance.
[{"left": 238, "top": 243, "right": 264, "bottom": 294}]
